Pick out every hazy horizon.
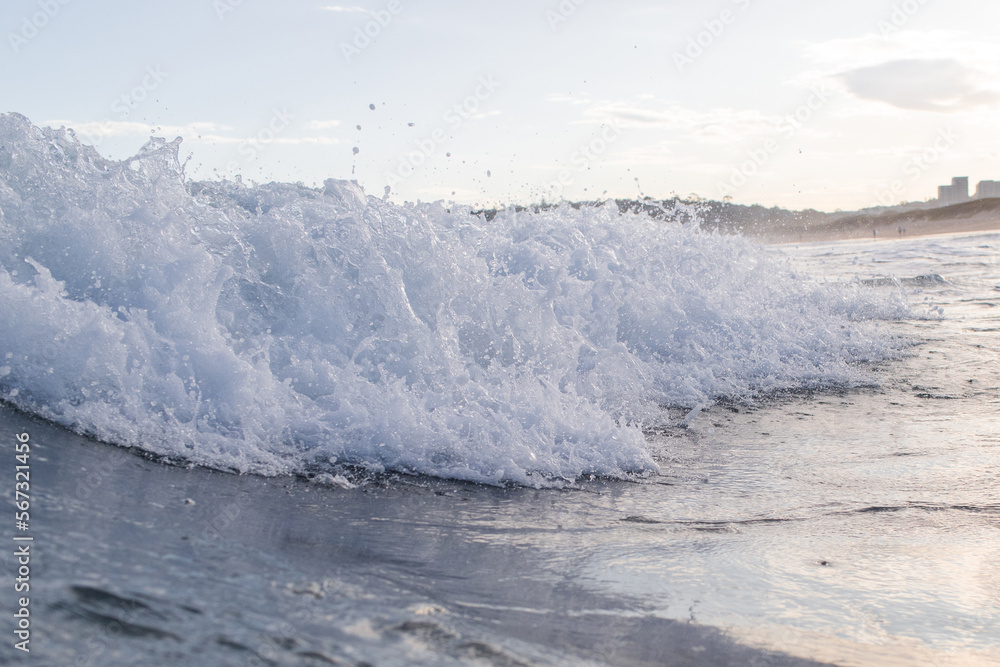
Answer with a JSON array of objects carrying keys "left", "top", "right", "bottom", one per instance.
[{"left": 3, "top": 0, "right": 999, "bottom": 212}]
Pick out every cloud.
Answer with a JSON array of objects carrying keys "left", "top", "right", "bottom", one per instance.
[
  {"left": 800, "top": 31, "right": 1000, "bottom": 72},
  {"left": 575, "top": 101, "right": 784, "bottom": 144},
  {"left": 546, "top": 93, "right": 592, "bottom": 106},
  {"left": 43, "top": 120, "right": 341, "bottom": 146},
  {"left": 306, "top": 119, "right": 342, "bottom": 130},
  {"left": 44, "top": 120, "right": 234, "bottom": 140},
  {"left": 838, "top": 58, "right": 1000, "bottom": 112},
  {"left": 320, "top": 6, "right": 370, "bottom": 13}
]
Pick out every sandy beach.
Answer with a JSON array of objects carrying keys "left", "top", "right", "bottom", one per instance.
[{"left": 764, "top": 199, "right": 1000, "bottom": 244}]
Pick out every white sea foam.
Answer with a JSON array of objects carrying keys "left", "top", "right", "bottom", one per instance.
[{"left": 0, "top": 114, "right": 911, "bottom": 485}]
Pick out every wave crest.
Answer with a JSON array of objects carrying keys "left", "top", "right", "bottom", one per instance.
[{"left": 0, "top": 114, "right": 908, "bottom": 485}]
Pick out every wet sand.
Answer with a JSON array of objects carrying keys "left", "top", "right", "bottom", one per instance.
[{"left": 0, "top": 403, "right": 835, "bottom": 666}]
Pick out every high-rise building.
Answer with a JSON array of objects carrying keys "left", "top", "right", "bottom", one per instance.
[
  {"left": 937, "top": 177, "right": 970, "bottom": 205},
  {"left": 951, "top": 177, "right": 969, "bottom": 201},
  {"left": 975, "top": 180, "right": 999, "bottom": 198}
]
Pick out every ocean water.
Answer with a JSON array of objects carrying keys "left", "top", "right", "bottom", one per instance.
[
  {"left": 0, "top": 113, "right": 911, "bottom": 486},
  {"left": 1, "top": 115, "right": 998, "bottom": 665}
]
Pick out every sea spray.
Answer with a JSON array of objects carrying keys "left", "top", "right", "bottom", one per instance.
[{"left": 0, "top": 113, "right": 910, "bottom": 485}]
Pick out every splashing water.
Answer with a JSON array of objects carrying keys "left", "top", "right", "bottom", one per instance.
[{"left": 0, "top": 114, "right": 909, "bottom": 485}]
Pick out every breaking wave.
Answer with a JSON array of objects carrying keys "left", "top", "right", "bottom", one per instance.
[{"left": 0, "top": 113, "right": 909, "bottom": 485}]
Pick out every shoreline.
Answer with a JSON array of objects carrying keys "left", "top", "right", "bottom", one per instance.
[{"left": 762, "top": 214, "right": 1000, "bottom": 245}]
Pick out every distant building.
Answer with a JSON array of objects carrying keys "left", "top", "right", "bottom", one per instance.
[
  {"left": 937, "top": 177, "right": 970, "bottom": 205},
  {"left": 975, "top": 180, "right": 999, "bottom": 199}
]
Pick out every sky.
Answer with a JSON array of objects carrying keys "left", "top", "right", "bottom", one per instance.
[{"left": 2, "top": 0, "right": 999, "bottom": 211}]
